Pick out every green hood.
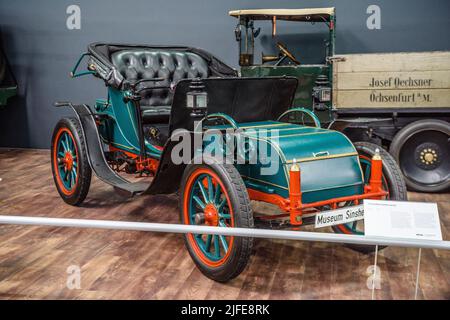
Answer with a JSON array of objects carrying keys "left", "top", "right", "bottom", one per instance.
[{"left": 233, "top": 121, "right": 365, "bottom": 203}]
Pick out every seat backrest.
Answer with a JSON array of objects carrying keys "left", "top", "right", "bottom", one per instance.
[{"left": 111, "top": 50, "right": 210, "bottom": 107}]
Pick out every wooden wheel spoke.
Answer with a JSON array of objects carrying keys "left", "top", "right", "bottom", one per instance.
[
  {"left": 57, "top": 158, "right": 65, "bottom": 167},
  {"left": 70, "top": 171, "right": 76, "bottom": 186},
  {"left": 66, "top": 135, "right": 72, "bottom": 150},
  {"left": 65, "top": 134, "right": 72, "bottom": 151},
  {"left": 213, "top": 182, "right": 221, "bottom": 205},
  {"left": 197, "top": 180, "right": 209, "bottom": 204},
  {"left": 218, "top": 235, "right": 228, "bottom": 252},
  {"left": 193, "top": 195, "right": 206, "bottom": 209},
  {"left": 206, "top": 176, "right": 214, "bottom": 202},
  {"left": 218, "top": 198, "right": 227, "bottom": 211},
  {"left": 205, "top": 235, "right": 212, "bottom": 252},
  {"left": 61, "top": 139, "right": 68, "bottom": 152},
  {"left": 214, "top": 235, "right": 220, "bottom": 258},
  {"left": 67, "top": 170, "right": 72, "bottom": 184},
  {"left": 64, "top": 169, "right": 70, "bottom": 181},
  {"left": 219, "top": 212, "right": 231, "bottom": 219}
]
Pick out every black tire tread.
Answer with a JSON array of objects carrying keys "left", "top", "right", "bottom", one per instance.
[
  {"left": 355, "top": 141, "right": 408, "bottom": 201},
  {"left": 51, "top": 117, "right": 92, "bottom": 206},
  {"left": 220, "top": 164, "right": 254, "bottom": 281}
]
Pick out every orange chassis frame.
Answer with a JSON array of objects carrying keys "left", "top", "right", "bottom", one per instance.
[
  {"left": 248, "top": 152, "right": 387, "bottom": 226},
  {"left": 110, "top": 146, "right": 387, "bottom": 227}
]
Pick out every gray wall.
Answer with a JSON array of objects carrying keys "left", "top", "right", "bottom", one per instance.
[{"left": 0, "top": 0, "right": 449, "bottom": 149}]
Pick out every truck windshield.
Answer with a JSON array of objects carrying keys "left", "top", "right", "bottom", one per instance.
[{"left": 257, "top": 20, "right": 331, "bottom": 65}]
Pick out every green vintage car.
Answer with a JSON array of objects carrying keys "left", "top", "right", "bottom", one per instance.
[{"left": 52, "top": 43, "right": 406, "bottom": 281}]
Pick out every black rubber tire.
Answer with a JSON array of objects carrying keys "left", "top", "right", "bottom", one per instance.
[
  {"left": 389, "top": 119, "right": 450, "bottom": 193},
  {"left": 356, "top": 142, "right": 408, "bottom": 201},
  {"left": 332, "top": 142, "right": 407, "bottom": 253},
  {"left": 51, "top": 117, "right": 92, "bottom": 206},
  {"left": 179, "top": 161, "right": 253, "bottom": 282}
]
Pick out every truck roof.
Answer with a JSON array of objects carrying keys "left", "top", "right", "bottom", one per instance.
[{"left": 229, "top": 8, "right": 335, "bottom": 22}]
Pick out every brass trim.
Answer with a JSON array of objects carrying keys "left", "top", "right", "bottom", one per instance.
[
  {"left": 244, "top": 126, "right": 313, "bottom": 134},
  {"left": 239, "top": 122, "right": 291, "bottom": 129},
  {"left": 269, "top": 126, "right": 314, "bottom": 132},
  {"left": 250, "top": 130, "right": 332, "bottom": 139},
  {"left": 111, "top": 142, "right": 135, "bottom": 151},
  {"left": 285, "top": 152, "right": 359, "bottom": 163}
]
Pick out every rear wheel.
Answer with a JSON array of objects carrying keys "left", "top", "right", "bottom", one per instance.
[
  {"left": 180, "top": 162, "right": 253, "bottom": 282},
  {"left": 51, "top": 117, "right": 91, "bottom": 205},
  {"left": 390, "top": 119, "right": 450, "bottom": 192},
  {"left": 332, "top": 142, "right": 407, "bottom": 253}
]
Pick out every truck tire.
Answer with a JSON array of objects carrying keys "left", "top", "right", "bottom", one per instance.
[
  {"left": 179, "top": 161, "right": 254, "bottom": 282},
  {"left": 390, "top": 119, "right": 450, "bottom": 192}
]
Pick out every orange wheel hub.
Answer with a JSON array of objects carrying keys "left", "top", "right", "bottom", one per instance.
[
  {"left": 63, "top": 152, "right": 74, "bottom": 171},
  {"left": 204, "top": 203, "right": 219, "bottom": 226}
]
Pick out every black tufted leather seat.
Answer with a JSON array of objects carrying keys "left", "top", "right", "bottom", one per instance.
[{"left": 111, "top": 50, "right": 210, "bottom": 124}]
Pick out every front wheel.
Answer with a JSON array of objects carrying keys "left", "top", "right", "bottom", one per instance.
[
  {"left": 51, "top": 117, "right": 91, "bottom": 206},
  {"left": 179, "top": 162, "right": 253, "bottom": 282},
  {"left": 332, "top": 142, "right": 407, "bottom": 253}
]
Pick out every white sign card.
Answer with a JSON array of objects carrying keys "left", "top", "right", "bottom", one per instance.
[
  {"left": 315, "top": 205, "right": 364, "bottom": 228},
  {"left": 364, "top": 200, "right": 442, "bottom": 241}
]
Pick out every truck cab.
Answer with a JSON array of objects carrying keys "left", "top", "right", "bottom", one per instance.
[{"left": 230, "top": 8, "right": 336, "bottom": 124}]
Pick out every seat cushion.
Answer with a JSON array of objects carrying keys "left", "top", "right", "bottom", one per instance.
[{"left": 111, "top": 50, "right": 210, "bottom": 108}]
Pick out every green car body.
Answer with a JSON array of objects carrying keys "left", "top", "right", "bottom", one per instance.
[{"left": 94, "top": 85, "right": 363, "bottom": 205}]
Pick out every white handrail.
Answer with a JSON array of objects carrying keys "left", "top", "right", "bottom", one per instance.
[{"left": 0, "top": 215, "right": 448, "bottom": 250}]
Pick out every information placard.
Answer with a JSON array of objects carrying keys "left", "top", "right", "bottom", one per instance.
[{"left": 364, "top": 200, "right": 442, "bottom": 241}]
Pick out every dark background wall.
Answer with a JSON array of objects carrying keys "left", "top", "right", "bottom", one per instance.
[{"left": 0, "top": 0, "right": 449, "bottom": 149}]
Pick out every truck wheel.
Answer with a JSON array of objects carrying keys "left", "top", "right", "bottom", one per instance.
[
  {"left": 332, "top": 142, "right": 407, "bottom": 253},
  {"left": 51, "top": 117, "right": 92, "bottom": 205},
  {"left": 179, "top": 162, "right": 253, "bottom": 282},
  {"left": 389, "top": 119, "right": 450, "bottom": 192}
]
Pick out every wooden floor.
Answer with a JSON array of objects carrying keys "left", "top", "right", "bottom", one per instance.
[{"left": 0, "top": 148, "right": 448, "bottom": 300}]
